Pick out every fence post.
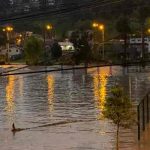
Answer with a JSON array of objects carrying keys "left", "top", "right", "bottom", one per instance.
[
  {"left": 138, "top": 105, "right": 141, "bottom": 141},
  {"left": 147, "top": 94, "right": 149, "bottom": 123},
  {"left": 143, "top": 100, "right": 145, "bottom": 131}
]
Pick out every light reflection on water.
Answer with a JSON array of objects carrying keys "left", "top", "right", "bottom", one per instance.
[
  {"left": 5, "top": 75, "right": 15, "bottom": 123},
  {"left": 0, "top": 66, "right": 150, "bottom": 150},
  {"left": 47, "top": 74, "right": 55, "bottom": 117},
  {"left": 93, "top": 67, "right": 109, "bottom": 119}
]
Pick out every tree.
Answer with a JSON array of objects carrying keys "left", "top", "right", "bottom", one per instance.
[
  {"left": 51, "top": 41, "right": 62, "bottom": 59},
  {"left": 70, "top": 30, "right": 92, "bottom": 64},
  {"left": 136, "top": 3, "right": 150, "bottom": 61},
  {"left": 116, "top": 16, "right": 131, "bottom": 64},
  {"left": 103, "top": 86, "right": 136, "bottom": 150},
  {"left": 24, "top": 36, "right": 43, "bottom": 65},
  {"left": 0, "top": 35, "right": 6, "bottom": 46}
]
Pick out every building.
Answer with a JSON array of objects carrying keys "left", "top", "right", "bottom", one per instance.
[
  {"left": 0, "top": 47, "right": 22, "bottom": 60},
  {"left": 0, "top": 0, "right": 63, "bottom": 17},
  {"left": 39, "top": 0, "right": 56, "bottom": 8},
  {"left": 0, "top": 0, "right": 12, "bottom": 15},
  {"left": 58, "top": 40, "right": 75, "bottom": 52},
  {"left": 129, "top": 37, "right": 150, "bottom": 57}
]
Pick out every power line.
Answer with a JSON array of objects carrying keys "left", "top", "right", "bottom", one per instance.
[{"left": 0, "top": 0, "right": 125, "bottom": 23}]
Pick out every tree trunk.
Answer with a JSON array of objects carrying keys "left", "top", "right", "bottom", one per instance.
[{"left": 116, "top": 124, "right": 120, "bottom": 150}]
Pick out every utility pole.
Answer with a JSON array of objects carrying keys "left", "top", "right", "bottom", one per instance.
[
  {"left": 102, "top": 28, "right": 105, "bottom": 60},
  {"left": 141, "top": 23, "right": 145, "bottom": 61},
  {"left": 6, "top": 31, "right": 10, "bottom": 63},
  {"left": 2, "top": 26, "right": 13, "bottom": 64}
]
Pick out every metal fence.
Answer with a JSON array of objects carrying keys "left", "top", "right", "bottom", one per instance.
[{"left": 137, "top": 92, "right": 150, "bottom": 140}]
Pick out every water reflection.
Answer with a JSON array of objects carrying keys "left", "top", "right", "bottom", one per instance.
[
  {"left": 5, "top": 75, "right": 15, "bottom": 113},
  {"left": 18, "top": 76, "right": 24, "bottom": 101},
  {"left": 47, "top": 74, "right": 55, "bottom": 116},
  {"left": 93, "top": 68, "right": 109, "bottom": 119},
  {"left": 5, "top": 75, "right": 16, "bottom": 124},
  {"left": 1, "top": 66, "right": 150, "bottom": 150}
]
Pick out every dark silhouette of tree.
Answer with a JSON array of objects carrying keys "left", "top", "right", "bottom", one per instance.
[
  {"left": 24, "top": 36, "right": 43, "bottom": 65},
  {"left": 0, "top": 33, "right": 6, "bottom": 46},
  {"left": 51, "top": 41, "right": 62, "bottom": 59},
  {"left": 116, "top": 16, "right": 131, "bottom": 64},
  {"left": 70, "top": 31, "right": 91, "bottom": 64},
  {"left": 136, "top": 3, "right": 150, "bottom": 61}
]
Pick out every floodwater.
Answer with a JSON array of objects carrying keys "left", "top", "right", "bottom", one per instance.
[{"left": 0, "top": 65, "right": 150, "bottom": 150}]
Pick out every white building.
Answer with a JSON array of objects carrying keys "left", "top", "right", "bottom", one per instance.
[
  {"left": 58, "top": 41, "right": 75, "bottom": 52},
  {"left": 0, "top": 47, "right": 22, "bottom": 58},
  {"left": 129, "top": 37, "right": 150, "bottom": 53}
]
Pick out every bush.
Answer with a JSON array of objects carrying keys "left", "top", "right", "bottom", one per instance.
[
  {"left": 51, "top": 41, "right": 62, "bottom": 59},
  {"left": 24, "top": 36, "right": 43, "bottom": 65}
]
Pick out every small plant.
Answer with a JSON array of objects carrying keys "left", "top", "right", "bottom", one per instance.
[{"left": 103, "top": 86, "right": 136, "bottom": 150}]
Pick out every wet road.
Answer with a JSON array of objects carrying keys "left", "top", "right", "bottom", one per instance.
[{"left": 0, "top": 65, "right": 150, "bottom": 150}]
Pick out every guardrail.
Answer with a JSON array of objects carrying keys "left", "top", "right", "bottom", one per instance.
[{"left": 137, "top": 92, "right": 150, "bottom": 140}]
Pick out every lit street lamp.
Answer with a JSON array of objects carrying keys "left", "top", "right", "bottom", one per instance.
[
  {"left": 46, "top": 24, "right": 52, "bottom": 30},
  {"left": 2, "top": 26, "right": 14, "bottom": 63},
  {"left": 99, "top": 24, "right": 105, "bottom": 60},
  {"left": 92, "top": 22, "right": 105, "bottom": 60},
  {"left": 44, "top": 24, "right": 53, "bottom": 46},
  {"left": 92, "top": 22, "right": 99, "bottom": 28}
]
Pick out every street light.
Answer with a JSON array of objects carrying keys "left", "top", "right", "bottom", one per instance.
[
  {"left": 99, "top": 24, "right": 105, "bottom": 60},
  {"left": 92, "top": 22, "right": 105, "bottom": 59},
  {"left": 6, "top": 26, "right": 13, "bottom": 32},
  {"left": 46, "top": 24, "right": 52, "bottom": 30},
  {"left": 44, "top": 24, "right": 53, "bottom": 45},
  {"left": 92, "top": 22, "right": 99, "bottom": 28},
  {"left": 2, "top": 26, "right": 14, "bottom": 63}
]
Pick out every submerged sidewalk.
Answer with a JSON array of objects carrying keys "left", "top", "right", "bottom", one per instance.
[
  {"left": 118, "top": 125, "right": 150, "bottom": 150},
  {"left": 136, "top": 125, "right": 150, "bottom": 150}
]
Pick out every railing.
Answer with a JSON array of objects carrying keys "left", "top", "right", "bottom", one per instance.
[{"left": 137, "top": 92, "right": 150, "bottom": 140}]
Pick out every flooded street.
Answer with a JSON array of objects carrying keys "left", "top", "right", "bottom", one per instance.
[{"left": 0, "top": 66, "right": 150, "bottom": 150}]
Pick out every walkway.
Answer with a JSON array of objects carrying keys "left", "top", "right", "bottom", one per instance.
[
  {"left": 118, "top": 126, "right": 150, "bottom": 150},
  {"left": 136, "top": 125, "right": 150, "bottom": 150}
]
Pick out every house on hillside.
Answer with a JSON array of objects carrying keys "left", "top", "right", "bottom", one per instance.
[
  {"left": 58, "top": 40, "right": 75, "bottom": 52},
  {"left": 0, "top": 46, "right": 22, "bottom": 60},
  {"left": 129, "top": 37, "right": 150, "bottom": 59}
]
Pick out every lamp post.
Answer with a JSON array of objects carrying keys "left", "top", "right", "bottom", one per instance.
[
  {"left": 92, "top": 22, "right": 105, "bottom": 59},
  {"left": 99, "top": 24, "right": 105, "bottom": 60},
  {"left": 43, "top": 24, "right": 53, "bottom": 47},
  {"left": 2, "top": 26, "right": 14, "bottom": 64}
]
